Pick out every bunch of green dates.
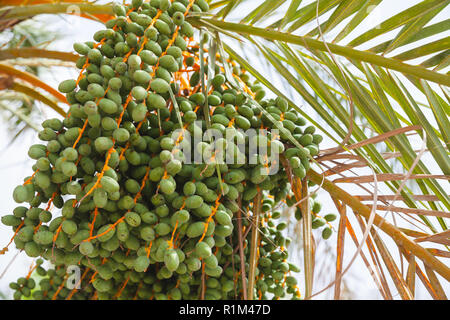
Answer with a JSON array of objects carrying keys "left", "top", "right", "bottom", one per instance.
[
  {"left": 2, "top": 0, "right": 323, "bottom": 300},
  {"left": 290, "top": 192, "right": 334, "bottom": 240},
  {"left": 8, "top": 259, "right": 43, "bottom": 300}
]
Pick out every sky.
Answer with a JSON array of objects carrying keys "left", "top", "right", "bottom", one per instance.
[{"left": 0, "top": 0, "right": 448, "bottom": 300}]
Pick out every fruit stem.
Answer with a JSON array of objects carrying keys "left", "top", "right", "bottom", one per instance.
[
  {"left": 236, "top": 196, "right": 248, "bottom": 300},
  {"left": 247, "top": 188, "right": 262, "bottom": 300}
]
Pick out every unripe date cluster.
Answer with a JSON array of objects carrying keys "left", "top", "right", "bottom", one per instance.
[{"left": 2, "top": 0, "right": 324, "bottom": 300}]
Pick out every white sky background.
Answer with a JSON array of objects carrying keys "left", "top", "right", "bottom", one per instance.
[{"left": 0, "top": 0, "right": 448, "bottom": 299}]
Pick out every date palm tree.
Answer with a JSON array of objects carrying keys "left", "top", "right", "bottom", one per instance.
[{"left": 0, "top": 0, "right": 448, "bottom": 300}]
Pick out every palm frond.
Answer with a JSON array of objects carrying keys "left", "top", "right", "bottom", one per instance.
[{"left": 193, "top": 0, "right": 450, "bottom": 299}]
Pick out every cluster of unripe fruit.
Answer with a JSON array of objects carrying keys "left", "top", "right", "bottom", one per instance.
[{"left": 2, "top": 0, "right": 325, "bottom": 300}]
